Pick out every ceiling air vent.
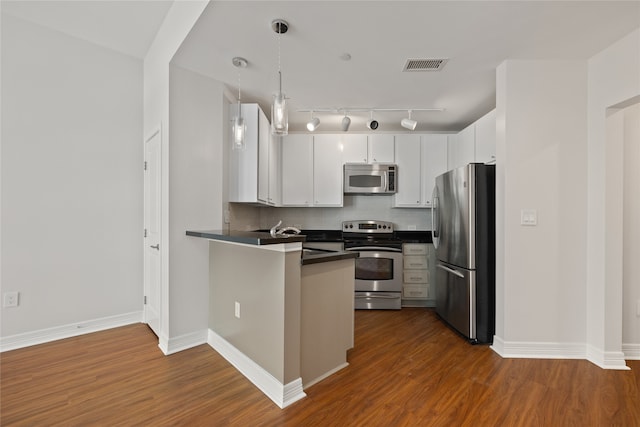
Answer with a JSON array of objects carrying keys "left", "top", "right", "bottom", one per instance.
[{"left": 403, "top": 58, "right": 448, "bottom": 72}]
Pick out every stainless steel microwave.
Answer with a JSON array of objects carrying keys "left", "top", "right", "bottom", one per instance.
[{"left": 343, "top": 163, "right": 397, "bottom": 194}]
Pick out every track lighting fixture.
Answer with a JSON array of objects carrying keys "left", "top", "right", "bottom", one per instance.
[
  {"left": 271, "top": 19, "right": 289, "bottom": 136},
  {"left": 401, "top": 110, "right": 417, "bottom": 130},
  {"left": 366, "top": 111, "right": 379, "bottom": 130},
  {"left": 306, "top": 111, "right": 320, "bottom": 131},
  {"left": 341, "top": 113, "right": 351, "bottom": 131}
]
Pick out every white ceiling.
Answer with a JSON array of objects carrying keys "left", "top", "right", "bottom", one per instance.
[
  {"left": 1, "top": 0, "right": 173, "bottom": 59},
  {"left": 173, "top": 1, "right": 640, "bottom": 132},
  {"left": 3, "top": 1, "right": 639, "bottom": 132}
]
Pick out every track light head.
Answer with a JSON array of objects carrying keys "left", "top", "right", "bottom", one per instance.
[
  {"left": 341, "top": 115, "right": 351, "bottom": 131},
  {"left": 401, "top": 118, "right": 417, "bottom": 130},
  {"left": 307, "top": 116, "right": 320, "bottom": 132},
  {"left": 401, "top": 110, "right": 417, "bottom": 130}
]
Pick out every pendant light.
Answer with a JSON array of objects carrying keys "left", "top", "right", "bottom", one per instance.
[
  {"left": 271, "top": 19, "right": 289, "bottom": 136},
  {"left": 231, "top": 57, "right": 248, "bottom": 150},
  {"left": 401, "top": 110, "right": 417, "bottom": 130}
]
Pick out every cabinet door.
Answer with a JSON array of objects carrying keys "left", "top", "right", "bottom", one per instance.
[
  {"left": 474, "top": 109, "right": 496, "bottom": 164},
  {"left": 268, "top": 134, "right": 281, "bottom": 205},
  {"left": 421, "top": 134, "right": 448, "bottom": 207},
  {"left": 281, "top": 134, "right": 313, "bottom": 206},
  {"left": 368, "top": 134, "right": 395, "bottom": 163},
  {"left": 229, "top": 104, "right": 258, "bottom": 203},
  {"left": 313, "top": 135, "right": 343, "bottom": 206},
  {"left": 341, "top": 134, "right": 368, "bottom": 163},
  {"left": 393, "top": 134, "right": 422, "bottom": 207},
  {"left": 448, "top": 123, "right": 475, "bottom": 170},
  {"left": 257, "top": 107, "right": 270, "bottom": 203}
]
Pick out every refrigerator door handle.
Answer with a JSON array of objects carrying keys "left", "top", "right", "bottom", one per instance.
[
  {"left": 437, "top": 263, "right": 465, "bottom": 278},
  {"left": 431, "top": 187, "right": 439, "bottom": 249}
]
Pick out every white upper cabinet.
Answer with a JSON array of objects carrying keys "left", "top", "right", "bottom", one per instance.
[
  {"left": 447, "top": 109, "right": 496, "bottom": 170},
  {"left": 474, "top": 109, "right": 496, "bottom": 164},
  {"left": 394, "top": 134, "right": 448, "bottom": 208},
  {"left": 421, "top": 134, "right": 448, "bottom": 207},
  {"left": 281, "top": 134, "right": 313, "bottom": 206},
  {"left": 229, "top": 103, "right": 279, "bottom": 205},
  {"left": 342, "top": 134, "right": 394, "bottom": 164},
  {"left": 281, "top": 134, "right": 343, "bottom": 207},
  {"left": 368, "top": 134, "right": 395, "bottom": 163},
  {"left": 341, "top": 134, "right": 369, "bottom": 163},
  {"left": 313, "top": 135, "right": 344, "bottom": 206},
  {"left": 448, "top": 123, "right": 475, "bottom": 170},
  {"left": 393, "top": 134, "right": 422, "bottom": 207}
]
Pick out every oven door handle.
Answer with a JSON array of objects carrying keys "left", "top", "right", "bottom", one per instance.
[
  {"left": 345, "top": 246, "right": 402, "bottom": 252},
  {"left": 355, "top": 294, "right": 400, "bottom": 299}
]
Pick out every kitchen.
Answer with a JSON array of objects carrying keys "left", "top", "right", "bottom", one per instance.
[{"left": 2, "top": 0, "right": 640, "bottom": 417}]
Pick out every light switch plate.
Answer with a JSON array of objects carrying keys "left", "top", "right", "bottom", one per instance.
[{"left": 521, "top": 209, "right": 538, "bottom": 226}]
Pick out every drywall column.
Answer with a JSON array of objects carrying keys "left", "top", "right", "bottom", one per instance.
[
  {"left": 587, "top": 28, "right": 640, "bottom": 368},
  {"left": 493, "top": 60, "right": 588, "bottom": 356},
  {"left": 143, "top": 1, "right": 210, "bottom": 353}
]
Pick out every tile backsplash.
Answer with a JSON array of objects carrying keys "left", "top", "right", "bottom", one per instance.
[{"left": 230, "top": 196, "right": 432, "bottom": 231}]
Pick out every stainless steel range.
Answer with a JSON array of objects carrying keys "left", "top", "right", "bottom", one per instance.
[{"left": 343, "top": 220, "right": 403, "bottom": 310}]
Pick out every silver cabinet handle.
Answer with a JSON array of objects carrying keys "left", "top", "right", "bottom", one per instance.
[
  {"left": 437, "top": 264, "right": 464, "bottom": 278},
  {"left": 150, "top": 244, "right": 160, "bottom": 250}
]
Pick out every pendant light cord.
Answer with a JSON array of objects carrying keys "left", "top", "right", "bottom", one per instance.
[{"left": 277, "top": 25, "right": 282, "bottom": 93}]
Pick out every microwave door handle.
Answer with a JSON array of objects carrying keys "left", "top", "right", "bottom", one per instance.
[{"left": 382, "top": 171, "right": 387, "bottom": 191}]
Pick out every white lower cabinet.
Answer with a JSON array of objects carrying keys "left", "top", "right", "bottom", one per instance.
[{"left": 402, "top": 243, "right": 432, "bottom": 303}]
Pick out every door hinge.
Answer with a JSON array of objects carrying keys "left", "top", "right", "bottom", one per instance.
[
  {"left": 144, "top": 161, "right": 147, "bottom": 171},
  {"left": 144, "top": 228, "right": 148, "bottom": 238},
  {"left": 144, "top": 296, "right": 147, "bottom": 305}
]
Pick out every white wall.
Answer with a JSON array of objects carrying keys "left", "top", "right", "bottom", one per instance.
[
  {"left": 257, "top": 195, "right": 432, "bottom": 231},
  {"left": 143, "top": 0, "right": 210, "bottom": 351},
  {"left": 587, "top": 28, "right": 640, "bottom": 366},
  {"left": 623, "top": 103, "right": 640, "bottom": 351},
  {"left": 1, "top": 14, "right": 143, "bottom": 343},
  {"left": 494, "top": 60, "right": 588, "bottom": 349},
  {"left": 168, "top": 64, "right": 225, "bottom": 340}
]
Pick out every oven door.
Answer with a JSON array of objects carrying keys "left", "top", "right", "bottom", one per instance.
[{"left": 346, "top": 247, "right": 403, "bottom": 292}]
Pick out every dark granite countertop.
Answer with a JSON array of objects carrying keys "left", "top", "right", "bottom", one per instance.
[{"left": 186, "top": 230, "right": 305, "bottom": 245}]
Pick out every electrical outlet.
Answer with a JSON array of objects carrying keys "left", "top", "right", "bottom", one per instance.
[
  {"left": 3, "top": 292, "right": 19, "bottom": 308},
  {"left": 235, "top": 301, "right": 240, "bottom": 319}
]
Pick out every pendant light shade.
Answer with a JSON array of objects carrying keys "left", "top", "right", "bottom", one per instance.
[
  {"left": 231, "top": 57, "right": 248, "bottom": 150},
  {"left": 232, "top": 114, "right": 246, "bottom": 149},
  {"left": 271, "top": 19, "right": 289, "bottom": 136},
  {"left": 272, "top": 89, "right": 288, "bottom": 135}
]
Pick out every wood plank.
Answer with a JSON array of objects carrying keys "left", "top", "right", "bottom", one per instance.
[{"left": 2, "top": 309, "right": 639, "bottom": 425}]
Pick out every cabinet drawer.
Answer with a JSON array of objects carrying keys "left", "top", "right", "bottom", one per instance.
[
  {"left": 403, "top": 269, "right": 428, "bottom": 284},
  {"left": 403, "top": 243, "right": 428, "bottom": 255},
  {"left": 404, "top": 255, "right": 428, "bottom": 269},
  {"left": 403, "top": 284, "right": 428, "bottom": 299}
]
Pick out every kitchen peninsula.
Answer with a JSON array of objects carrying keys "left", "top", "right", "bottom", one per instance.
[{"left": 186, "top": 230, "right": 357, "bottom": 408}]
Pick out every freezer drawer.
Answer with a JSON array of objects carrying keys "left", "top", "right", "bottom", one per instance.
[{"left": 435, "top": 261, "right": 476, "bottom": 340}]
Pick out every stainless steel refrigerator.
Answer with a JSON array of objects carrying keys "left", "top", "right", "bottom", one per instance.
[{"left": 431, "top": 163, "right": 495, "bottom": 344}]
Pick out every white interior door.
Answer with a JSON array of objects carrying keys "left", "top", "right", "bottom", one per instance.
[{"left": 144, "top": 128, "right": 162, "bottom": 337}]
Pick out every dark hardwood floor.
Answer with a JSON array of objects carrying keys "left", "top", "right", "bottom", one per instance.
[{"left": 2, "top": 308, "right": 639, "bottom": 426}]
